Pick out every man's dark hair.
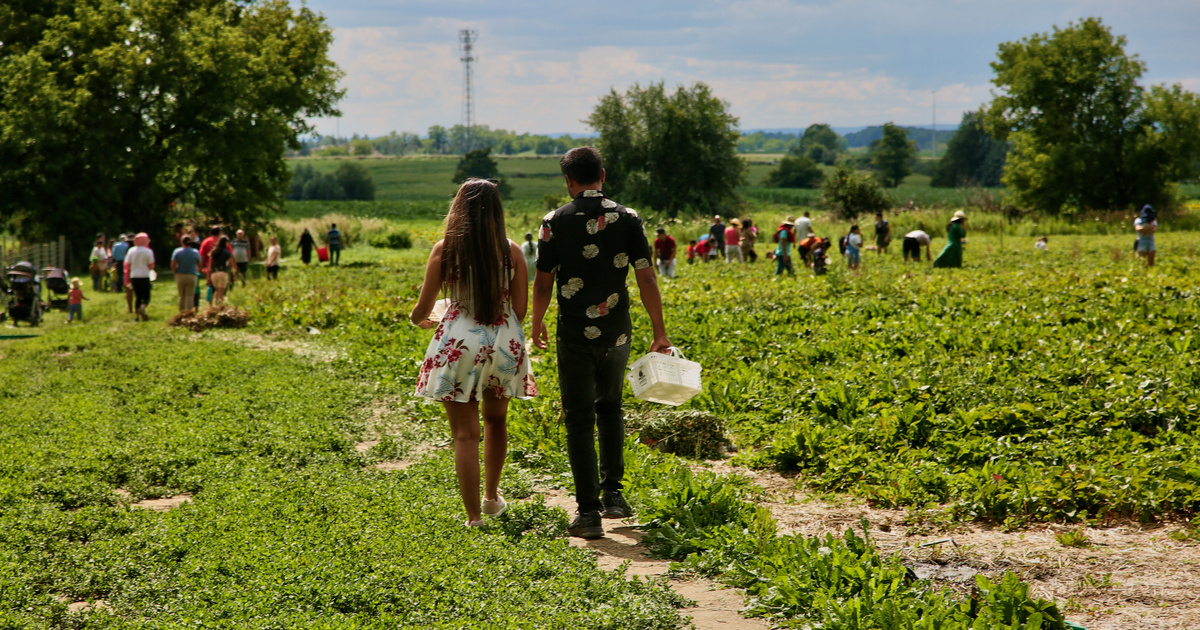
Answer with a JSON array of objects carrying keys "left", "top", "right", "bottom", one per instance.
[
  {"left": 182, "top": 236, "right": 192, "bottom": 246},
  {"left": 211, "top": 226, "right": 221, "bottom": 236},
  {"left": 331, "top": 223, "right": 337, "bottom": 229},
  {"left": 560, "top": 147, "right": 603, "bottom": 185}
]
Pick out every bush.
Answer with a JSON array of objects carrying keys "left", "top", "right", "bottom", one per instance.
[
  {"left": 167, "top": 305, "right": 250, "bottom": 331},
  {"left": 822, "top": 166, "right": 891, "bottom": 220},
  {"left": 763, "top": 154, "right": 824, "bottom": 188},
  {"left": 368, "top": 229, "right": 413, "bottom": 250}
]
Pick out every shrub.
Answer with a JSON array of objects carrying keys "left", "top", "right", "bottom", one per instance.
[
  {"left": 368, "top": 229, "right": 413, "bottom": 250},
  {"left": 627, "top": 409, "right": 730, "bottom": 459},
  {"left": 822, "top": 166, "right": 891, "bottom": 220},
  {"left": 167, "top": 305, "right": 250, "bottom": 331}
]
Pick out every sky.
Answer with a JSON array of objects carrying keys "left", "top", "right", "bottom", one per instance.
[{"left": 300, "top": 0, "right": 1200, "bottom": 138}]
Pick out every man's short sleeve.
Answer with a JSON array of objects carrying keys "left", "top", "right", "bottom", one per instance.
[
  {"left": 626, "top": 213, "right": 653, "bottom": 271},
  {"left": 536, "top": 212, "right": 559, "bottom": 273}
]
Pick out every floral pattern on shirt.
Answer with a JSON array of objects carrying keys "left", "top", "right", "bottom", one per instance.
[
  {"left": 582, "top": 244, "right": 599, "bottom": 259},
  {"left": 561, "top": 277, "right": 584, "bottom": 298}
]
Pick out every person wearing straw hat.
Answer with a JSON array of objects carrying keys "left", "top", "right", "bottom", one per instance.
[
  {"left": 773, "top": 216, "right": 797, "bottom": 276},
  {"left": 724, "top": 218, "right": 743, "bottom": 263},
  {"left": 933, "top": 210, "right": 967, "bottom": 268}
]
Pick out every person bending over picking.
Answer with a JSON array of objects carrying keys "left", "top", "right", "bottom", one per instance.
[{"left": 531, "top": 147, "right": 671, "bottom": 539}]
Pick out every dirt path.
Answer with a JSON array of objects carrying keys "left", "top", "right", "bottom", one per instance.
[
  {"left": 695, "top": 461, "right": 1200, "bottom": 630},
  {"left": 538, "top": 488, "right": 772, "bottom": 630}
]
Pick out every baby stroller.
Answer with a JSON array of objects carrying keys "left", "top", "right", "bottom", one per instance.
[
  {"left": 42, "top": 267, "right": 71, "bottom": 311},
  {"left": 4, "top": 261, "right": 44, "bottom": 326}
]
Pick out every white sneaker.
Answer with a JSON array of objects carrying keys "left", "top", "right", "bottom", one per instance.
[
  {"left": 481, "top": 496, "right": 507, "bottom": 517},
  {"left": 466, "top": 519, "right": 485, "bottom": 528}
]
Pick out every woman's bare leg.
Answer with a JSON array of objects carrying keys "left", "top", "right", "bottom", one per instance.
[
  {"left": 480, "top": 392, "right": 510, "bottom": 502},
  {"left": 444, "top": 400, "right": 482, "bottom": 522}
]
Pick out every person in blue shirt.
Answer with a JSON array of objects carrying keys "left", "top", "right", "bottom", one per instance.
[
  {"left": 171, "top": 236, "right": 203, "bottom": 312},
  {"left": 327, "top": 223, "right": 342, "bottom": 266},
  {"left": 110, "top": 233, "right": 130, "bottom": 291}
]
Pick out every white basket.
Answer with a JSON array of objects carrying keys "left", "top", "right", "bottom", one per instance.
[{"left": 626, "top": 347, "right": 703, "bottom": 406}]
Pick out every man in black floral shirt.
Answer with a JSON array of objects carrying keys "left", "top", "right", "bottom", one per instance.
[{"left": 532, "top": 147, "right": 671, "bottom": 539}]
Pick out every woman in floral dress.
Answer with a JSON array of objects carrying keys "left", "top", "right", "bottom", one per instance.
[{"left": 410, "top": 178, "right": 537, "bottom": 527}]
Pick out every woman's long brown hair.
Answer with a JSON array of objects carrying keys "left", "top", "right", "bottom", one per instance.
[{"left": 441, "top": 179, "right": 511, "bottom": 324}]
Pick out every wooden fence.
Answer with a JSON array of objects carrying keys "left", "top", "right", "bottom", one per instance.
[{"left": 0, "top": 236, "right": 69, "bottom": 271}]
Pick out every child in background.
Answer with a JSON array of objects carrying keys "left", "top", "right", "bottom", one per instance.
[
  {"left": 1035, "top": 236, "right": 1048, "bottom": 250},
  {"left": 67, "top": 278, "right": 88, "bottom": 322},
  {"left": 686, "top": 239, "right": 699, "bottom": 264},
  {"left": 845, "top": 225, "right": 863, "bottom": 271},
  {"left": 812, "top": 238, "right": 830, "bottom": 276}
]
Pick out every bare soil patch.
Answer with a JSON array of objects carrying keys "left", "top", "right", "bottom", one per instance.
[
  {"left": 539, "top": 488, "right": 771, "bottom": 630},
  {"left": 693, "top": 460, "right": 1200, "bottom": 630},
  {"left": 114, "top": 488, "right": 193, "bottom": 512}
]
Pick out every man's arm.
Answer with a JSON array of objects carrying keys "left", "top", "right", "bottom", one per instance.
[
  {"left": 634, "top": 266, "right": 671, "bottom": 354},
  {"left": 530, "top": 270, "right": 555, "bottom": 350}
]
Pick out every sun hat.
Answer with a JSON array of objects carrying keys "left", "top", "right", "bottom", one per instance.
[
  {"left": 951, "top": 210, "right": 967, "bottom": 222},
  {"left": 783, "top": 216, "right": 796, "bottom": 226},
  {"left": 730, "top": 218, "right": 741, "bottom": 227},
  {"left": 134, "top": 232, "right": 150, "bottom": 247}
]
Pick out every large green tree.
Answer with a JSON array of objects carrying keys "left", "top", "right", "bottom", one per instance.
[
  {"left": 798, "top": 123, "right": 842, "bottom": 165},
  {"left": 983, "top": 17, "right": 1200, "bottom": 212},
  {"left": 0, "top": 0, "right": 343, "bottom": 255},
  {"left": 931, "top": 111, "right": 1009, "bottom": 188},
  {"left": 869, "top": 122, "right": 916, "bottom": 187},
  {"left": 763, "top": 152, "right": 824, "bottom": 188},
  {"left": 587, "top": 82, "right": 745, "bottom": 217}
]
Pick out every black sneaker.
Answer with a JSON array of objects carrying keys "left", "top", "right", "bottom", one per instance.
[
  {"left": 601, "top": 491, "right": 633, "bottom": 519},
  {"left": 567, "top": 510, "right": 604, "bottom": 539}
]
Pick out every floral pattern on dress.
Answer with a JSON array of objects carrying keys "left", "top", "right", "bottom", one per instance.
[
  {"left": 561, "top": 277, "right": 584, "bottom": 298},
  {"left": 415, "top": 301, "right": 537, "bottom": 403}
]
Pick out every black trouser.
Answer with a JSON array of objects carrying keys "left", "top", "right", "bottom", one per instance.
[
  {"left": 558, "top": 341, "right": 631, "bottom": 514},
  {"left": 903, "top": 237, "right": 921, "bottom": 261},
  {"left": 266, "top": 265, "right": 279, "bottom": 280},
  {"left": 131, "top": 277, "right": 152, "bottom": 311}
]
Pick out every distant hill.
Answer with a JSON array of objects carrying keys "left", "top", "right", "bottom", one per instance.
[{"left": 843, "top": 126, "right": 957, "bottom": 151}]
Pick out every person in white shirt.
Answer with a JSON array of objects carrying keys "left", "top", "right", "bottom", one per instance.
[
  {"left": 123, "top": 232, "right": 156, "bottom": 322},
  {"left": 902, "top": 230, "right": 932, "bottom": 262},
  {"left": 265, "top": 235, "right": 282, "bottom": 280},
  {"left": 1034, "top": 236, "right": 1048, "bottom": 250},
  {"left": 794, "top": 211, "right": 814, "bottom": 238},
  {"left": 89, "top": 239, "right": 110, "bottom": 292},
  {"left": 845, "top": 224, "right": 863, "bottom": 270}
]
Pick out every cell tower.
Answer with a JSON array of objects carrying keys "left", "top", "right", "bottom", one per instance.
[{"left": 459, "top": 29, "right": 478, "bottom": 149}]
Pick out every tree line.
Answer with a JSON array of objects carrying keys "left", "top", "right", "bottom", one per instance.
[{"left": 290, "top": 126, "right": 588, "bottom": 158}]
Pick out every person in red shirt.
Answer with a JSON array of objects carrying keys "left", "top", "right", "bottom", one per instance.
[
  {"left": 198, "top": 226, "right": 233, "bottom": 305},
  {"left": 653, "top": 227, "right": 677, "bottom": 278},
  {"left": 724, "top": 219, "right": 743, "bottom": 263},
  {"left": 67, "top": 277, "right": 88, "bottom": 323}
]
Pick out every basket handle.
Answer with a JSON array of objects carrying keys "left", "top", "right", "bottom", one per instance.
[{"left": 666, "top": 346, "right": 686, "bottom": 360}]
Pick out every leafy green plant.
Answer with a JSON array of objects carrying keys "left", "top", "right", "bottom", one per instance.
[
  {"left": 368, "top": 228, "right": 413, "bottom": 249},
  {"left": 1055, "top": 529, "right": 1092, "bottom": 548},
  {"left": 627, "top": 409, "right": 730, "bottom": 459}
]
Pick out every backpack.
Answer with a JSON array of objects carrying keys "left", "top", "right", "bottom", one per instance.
[
  {"left": 773, "top": 225, "right": 794, "bottom": 244},
  {"left": 838, "top": 235, "right": 848, "bottom": 253}
]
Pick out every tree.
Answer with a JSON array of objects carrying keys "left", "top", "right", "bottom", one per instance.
[
  {"left": 452, "top": 147, "right": 512, "bottom": 198},
  {"left": 427, "top": 126, "right": 450, "bottom": 154},
  {"left": 287, "top": 162, "right": 375, "bottom": 200},
  {"left": 335, "top": 163, "right": 376, "bottom": 200},
  {"left": 822, "top": 167, "right": 890, "bottom": 220},
  {"left": 0, "top": 0, "right": 343, "bottom": 255},
  {"left": 351, "top": 139, "right": 374, "bottom": 156},
  {"left": 931, "top": 111, "right": 1009, "bottom": 188},
  {"left": 798, "top": 124, "right": 842, "bottom": 165},
  {"left": 763, "top": 153, "right": 824, "bottom": 188},
  {"left": 869, "top": 123, "right": 916, "bottom": 187},
  {"left": 983, "top": 17, "right": 1200, "bottom": 212},
  {"left": 587, "top": 82, "right": 745, "bottom": 217}
]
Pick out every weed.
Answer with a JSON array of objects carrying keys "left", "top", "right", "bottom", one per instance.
[{"left": 1056, "top": 529, "right": 1092, "bottom": 548}]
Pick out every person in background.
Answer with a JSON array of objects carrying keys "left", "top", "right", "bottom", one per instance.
[
  {"left": 199, "top": 226, "right": 222, "bottom": 305},
  {"left": 66, "top": 277, "right": 88, "bottom": 323},
  {"left": 874, "top": 211, "right": 892, "bottom": 255},
  {"left": 327, "top": 223, "right": 342, "bottom": 266},
  {"left": 794, "top": 211, "right": 814, "bottom": 238},
  {"left": 188, "top": 238, "right": 202, "bottom": 308},
  {"left": 124, "top": 232, "right": 156, "bottom": 322},
  {"left": 933, "top": 211, "right": 967, "bottom": 268},
  {"left": 299, "top": 228, "right": 315, "bottom": 265},
  {"left": 531, "top": 147, "right": 670, "bottom": 539},
  {"left": 89, "top": 237, "right": 109, "bottom": 292},
  {"left": 1134, "top": 205, "right": 1156, "bottom": 267},
  {"left": 740, "top": 218, "right": 758, "bottom": 262},
  {"left": 231, "top": 229, "right": 251, "bottom": 287},
  {"left": 265, "top": 235, "right": 281, "bottom": 280},
  {"left": 171, "top": 236, "right": 202, "bottom": 312},
  {"left": 522, "top": 232, "right": 538, "bottom": 284},
  {"left": 653, "top": 227, "right": 677, "bottom": 279},
  {"left": 845, "top": 224, "right": 863, "bottom": 271},
  {"left": 207, "top": 235, "right": 236, "bottom": 304},
  {"left": 723, "top": 219, "right": 743, "bottom": 263},
  {"left": 121, "top": 233, "right": 135, "bottom": 313},
  {"left": 1035, "top": 236, "right": 1049, "bottom": 251},
  {"left": 686, "top": 239, "right": 699, "bottom": 264},
  {"left": 902, "top": 229, "right": 933, "bottom": 262},
  {"left": 708, "top": 215, "right": 725, "bottom": 262},
  {"left": 774, "top": 217, "right": 796, "bottom": 276},
  {"left": 812, "top": 238, "right": 831, "bottom": 275},
  {"left": 410, "top": 178, "right": 536, "bottom": 528}
]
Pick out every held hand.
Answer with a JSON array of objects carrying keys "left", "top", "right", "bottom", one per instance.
[
  {"left": 649, "top": 335, "right": 672, "bottom": 354},
  {"left": 416, "top": 318, "right": 436, "bottom": 329},
  {"left": 532, "top": 320, "right": 549, "bottom": 350}
]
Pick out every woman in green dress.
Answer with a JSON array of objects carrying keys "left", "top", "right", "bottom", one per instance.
[{"left": 933, "top": 211, "right": 967, "bottom": 268}]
